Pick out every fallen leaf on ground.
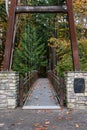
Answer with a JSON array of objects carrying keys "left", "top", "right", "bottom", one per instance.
[
  {"left": 45, "top": 121, "right": 50, "bottom": 125},
  {"left": 33, "top": 123, "right": 40, "bottom": 127},
  {"left": 52, "top": 125, "right": 57, "bottom": 128},
  {"left": 45, "top": 110, "right": 51, "bottom": 113},
  {"left": 58, "top": 116, "right": 63, "bottom": 120},
  {"left": 16, "top": 122, "right": 23, "bottom": 125},
  {"left": 19, "top": 118, "right": 24, "bottom": 121},
  {"left": 66, "top": 111, "right": 70, "bottom": 115},
  {"left": 75, "top": 123, "right": 80, "bottom": 128},
  {"left": 65, "top": 116, "right": 72, "bottom": 120},
  {"left": 35, "top": 128, "right": 40, "bottom": 130},
  {"left": 0, "top": 123, "right": 5, "bottom": 127},
  {"left": 37, "top": 110, "right": 41, "bottom": 113},
  {"left": 35, "top": 127, "right": 48, "bottom": 130},
  {"left": 35, "top": 96, "right": 39, "bottom": 99}
]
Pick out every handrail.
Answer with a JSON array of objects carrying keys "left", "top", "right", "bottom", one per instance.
[
  {"left": 23, "top": 72, "right": 36, "bottom": 85},
  {"left": 47, "top": 70, "right": 66, "bottom": 106},
  {"left": 19, "top": 70, "right": 38, "bottom": 106}
]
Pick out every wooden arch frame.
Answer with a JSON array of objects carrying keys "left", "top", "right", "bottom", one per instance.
[{"left": 3, "top": 0, "right": 80, "bottom": 71}]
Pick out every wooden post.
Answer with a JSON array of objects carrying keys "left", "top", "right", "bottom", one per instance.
[
  {"left": 53, "top": 48, "right": 57, "bottom": 72},
  {"left": 59, "top": 78, "right": 65, "bottom": 106},
  {"left": 66, "top": 0, "right": 80, "bottom": 71},
  {"left": 3, "top": 0, "right": 17, "bottom": 70}
]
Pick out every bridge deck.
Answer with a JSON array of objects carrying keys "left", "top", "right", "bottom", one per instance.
[{"left": 23, "top": 78, "right": 60, "bottom": 109}]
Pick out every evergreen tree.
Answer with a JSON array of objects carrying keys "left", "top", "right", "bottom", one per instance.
[
  {"left": 13, "top": 23, "right": 47, "bottom": 75},
  {"left": 0, "top": 1, "right": 7, "bottom": 70}
]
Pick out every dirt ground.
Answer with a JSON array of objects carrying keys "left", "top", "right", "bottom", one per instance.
[{"left": 0, "top": 108, "right": 87, "bottom": 130}]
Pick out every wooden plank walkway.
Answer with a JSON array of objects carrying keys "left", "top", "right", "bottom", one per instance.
[{"left": 23, "top": 78, "right": 60, "bottom": 109}]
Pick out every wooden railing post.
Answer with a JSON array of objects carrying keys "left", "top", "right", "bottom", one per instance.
[
  {"left": 59, "top": 78, "right": 66, "bottom": 106},
  {"left": 19, "top": 78, "right": 23, "bottom": 106},
  {"left": 26, "top": 74, "right": 29, "bottom": 91},
  {"left": 59, "top": 90, "right": 63, "bottom": 106}
]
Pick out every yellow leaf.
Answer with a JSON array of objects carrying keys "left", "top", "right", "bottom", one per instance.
[
  {"left": 75, "top": 123, "right": 80, "bottom": 128},
  {"left": 45, "top": 121, "right": 50, "bottom": 125},
  {"left": 45, "top": 110, "right": 51, "bottom": 113},
  {"left": 66, "top": 111, "right": 70, "bottom": 115}
]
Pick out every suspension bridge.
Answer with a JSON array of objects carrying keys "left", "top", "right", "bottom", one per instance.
[
  {"left": 0, "top": 0, "right": 81, "bottom": 110},
  {"left": 19, "top": 70, "right": 65, "bottom": 109}
]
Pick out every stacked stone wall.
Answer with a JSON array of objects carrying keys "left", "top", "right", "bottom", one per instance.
[
  {"left": 0, "top": 71, "right": 19, "bottom": 109},
  {"left": 66, "top": 72, "right": 87, "bottom": 109}
]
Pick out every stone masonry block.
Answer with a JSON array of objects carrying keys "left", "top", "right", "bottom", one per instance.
[
  {"left": 67, "top": 103, "right": 75, "bottom": 108},
  {"left": 0, "top": 71, "right": 19, "bottom": 109},
  {"left": 66, "top": 72, "right": 87, "bottom": 109}
]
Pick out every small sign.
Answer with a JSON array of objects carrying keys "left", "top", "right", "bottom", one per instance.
[
  {"left": 77, "top": 96, "right": 87, "bottom": 101},
  {"left": 74, "top": 78, "right": 85, "bottom": 93}
]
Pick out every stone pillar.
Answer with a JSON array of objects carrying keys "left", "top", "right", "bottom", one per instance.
[
  {"left": 0, "top": 71, "right": 19, "bottom": 109},
  {"left": 66, "top": 72, "right": 87, "bottom": 109}
]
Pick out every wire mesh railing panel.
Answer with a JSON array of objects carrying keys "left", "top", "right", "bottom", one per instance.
[
  {"left": 17, "top": 0, "right": 66, "bottom": 6},
  {"left": 47, "top": 70, "right": 66, "bottom": 106},
  {"left": 19, "top": 70, "right": 38, "bottom": 106}
]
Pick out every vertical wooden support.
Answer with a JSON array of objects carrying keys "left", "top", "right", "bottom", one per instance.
[
  {"left": 53, "top": 48, "right": 57, "bottom": 72},
  {"left": 3, "top": 0, "right": 17, "bottom": 70},
  {"left": 48, "top": 47, "right": 51, "bottom": 70},
  {"left": 59, "top": 78, "right": 65, "bottom": 106},
  {"left": 66, "top": 0, "right": 80, "bottom": 71}
]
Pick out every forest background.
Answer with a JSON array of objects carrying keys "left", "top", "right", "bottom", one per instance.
[{"left": 0, "top": 0, "right": 87, "bottom": 77}]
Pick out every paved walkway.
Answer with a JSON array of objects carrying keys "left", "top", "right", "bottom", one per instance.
[
  {"left": 0, "top": 79, "right": 87, "bottom": 130},
  {"left": 23, "top": 78, "right": 60, "bottom": 109},
  {"left": 1, "top": 79, "right": 87, "bottom": 130},
  {"left": 0, "top": 108, "right": 87, "bottom": 130}
]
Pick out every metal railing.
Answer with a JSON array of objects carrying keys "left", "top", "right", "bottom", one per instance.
[
  {"left": 47, "top": 70, "right": 66, "bottom": 106},
  {"left": 19, "top": 70, "right": 38, "bottom": 106}
]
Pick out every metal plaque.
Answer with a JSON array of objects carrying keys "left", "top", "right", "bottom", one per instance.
[{"left": 74, "top": 78, "right": 85, "bottom": 93}]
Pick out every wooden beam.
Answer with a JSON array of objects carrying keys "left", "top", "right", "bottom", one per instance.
[
  {"left": 3, "top": 0, "right": 17, "bottom": 70},
  {"left": 16, "top": 6, "right": 67, "bottom": 13},
  {"left": 66, "top": 0, "right": 80, "bottom": 71}
]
